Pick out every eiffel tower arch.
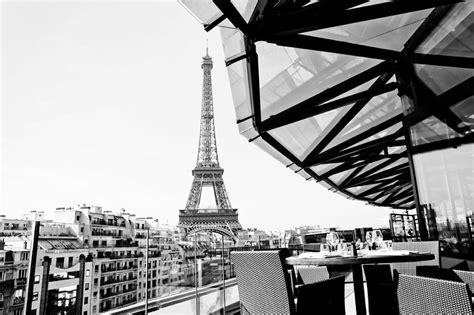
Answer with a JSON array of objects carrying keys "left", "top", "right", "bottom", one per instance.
[{"left": 178, "top": 49, "right": 242, "bottom": 242}]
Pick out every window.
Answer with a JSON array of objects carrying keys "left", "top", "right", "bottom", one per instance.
[
  {"left": 93, "top": 306, "right": 96, "bottom": 312},
  {"left": 18, "top": 269, "right": 27, "bottom": 279},
  {"left": 93, "top": 291, "right": 97, "bottom": 297},
  {"left": 80, "top": 227, "right": 84, "bottom": 232},
  {"left": 76, "top": 215, "right": 80, "bottom": 221},
  {"left": 34, "top": 275, "right": 40, "bottom": 283},
  {"left": 84, "top": 297, "right": 88, "bottom": 304},
  {"left": 68, "top": 257, "right": 73, "bottom": 267},
  {"left": 85, "top": 283, "right": 89, "bottom": 290},
  {"left": 32, "top": 292, "right": 38, "bottom": 301},
  {"left": 84, "top": 312, "right": 87, "bottom": 315},
  {"left": 101, "top": 241, "right": 107, "bottom": 246},
  {"left": 56, "top": 257, "right": 64, "bottom": 268},
  {"left": 20, "top": 252, "right": 29, "bottom": 260},
  {"left": 13, "top": 310, "right": 22, "bottom": 315},
  {"left": 95, "top": 265, "right": 99, "bottom": 272},
  {"left": 86, "top": 269, "right": 90, "bottom": 277}
]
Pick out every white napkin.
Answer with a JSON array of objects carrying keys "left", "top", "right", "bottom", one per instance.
[
  {"left": 365, "top": 250, "right": 418, "bottom": 256},
  {"left": 298, "top": 252, "right": 325, "bottom": 259}
]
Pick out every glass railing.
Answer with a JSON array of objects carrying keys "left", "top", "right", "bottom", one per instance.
[{"left": 104, "top": 231, "right": 239, "bottom": 314}]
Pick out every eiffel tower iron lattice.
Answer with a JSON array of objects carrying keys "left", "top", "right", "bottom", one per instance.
[{"left": 178, "top": 49, "right": 242, "bottom": 241}]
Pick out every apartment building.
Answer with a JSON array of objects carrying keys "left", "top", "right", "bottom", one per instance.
[
  {"left": 0, "top": 239, "right": 29, "bottom": 315},
  {"left": 0, "top": 205, "right": 192, "bottom": 314},
  {"left": 0, "top": 216, "right": 31, "bottom": 236},
  {"left": 50, "top": 205, "right": 189, "bottom": 313}
]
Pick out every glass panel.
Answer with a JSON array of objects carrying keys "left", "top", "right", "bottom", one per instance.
[
  {"left": 410, "top": 115, "right": 459, "bottom": 146},
  {"left": 238, "top": 118, "right": 259, "bottom": 139},
  {"left": 310, "top": 162, "right": 344, "bottom": 175},
  {"left": 252, "top": 136, "right": 292, "bottom": 166},
  {"left": 179, "top": 0, "right": 222, "bottom": 25},
  {"left": 346, "top": 184, "right": 378, "bottom": 195},
  {"left": 451, "top": 95, "right": 474, "bottom": 128},
  {"left": 416, "top": 2, "right": 474, "bottom": 58},
  {"left": 356, "top": 157, "right": 391, "bottom": 175},
  {"left": 256, "top": 42, "right": 378, "bottom": 121},
  {"left": 305, "top": 9, "right": 432, "bottom": 51},
  {"left": 226, "top": 60, "right": 252, "bottom": 122},
  {"left": 322, "top": 92, "right": 402, "bottom": 152},
  {"left": 370, "top": 158, "right": 407, "bottom": 176},
  {"left": 220, "top": 27, "right": 245, "bottom": 59},
  {"left": 268, "top": 109, "right": 343, "bottom": 160},
  {"left": 413, "top": 143, "right": 474, "bottom": 259},
  {"left": 328, "top": 172, "right": 347, "bottom": 185},
  {"left": 230, "top": 0, "right": 257, "bottom": 22},
  {"left": 266, "top": 77, "right": 383, "bottom": 160},
  {"left": 415, "top": 64, "right": 474, "bottom": 95}
]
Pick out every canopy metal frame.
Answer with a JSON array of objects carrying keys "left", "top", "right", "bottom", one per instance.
[{"left": 203, "top": 0, "right": 473, "bottom": 211}]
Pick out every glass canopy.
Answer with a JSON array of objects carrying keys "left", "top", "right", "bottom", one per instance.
[{"left": 180, "top": 0, "right": 473, "bottom": 210}]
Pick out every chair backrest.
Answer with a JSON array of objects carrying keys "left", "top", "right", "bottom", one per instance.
[
  {"left": 454, "top": 269, "right": 474, "bottom": 293},
  {"left": 396, "top": 273, "right": 473, "bottom": 314},
  {"left": 392, "top": 241, "right": 440, "bottom": 275},
  {"left": 231, "top": 250, "right": 296, "bottom": 315},
  {"left": 297, "top": 266, "right": 330, "bottom": 284}
]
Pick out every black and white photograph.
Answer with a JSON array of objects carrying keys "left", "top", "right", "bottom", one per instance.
[{"left": 1, "top": 0, "right": 473, "bottom": 314}]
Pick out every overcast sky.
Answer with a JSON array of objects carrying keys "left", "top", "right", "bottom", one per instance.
[{"left": 1, "top": 0, "right": 396, "bottom": 231}]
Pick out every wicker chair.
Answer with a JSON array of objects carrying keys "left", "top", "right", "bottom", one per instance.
[
  {"left": 297, "top": 266, "right": 330, "bottom": 284},
  {"left": 231, "top": 250, "right": 345, "bottom": 315},
  {"left": 454, "top": 269, "right": 474, "bottom": 294},
  {"left": 396, "top": 273, "right": 473, "bottom": 314},
  {"left": 363, "top": 264, "right": 398, "bottom": 315},
  {"left": 391, "top": 241, "right": 440, "bottom": 275}
]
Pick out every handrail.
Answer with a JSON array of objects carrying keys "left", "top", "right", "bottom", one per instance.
[{"left": 108, "top": 278, "right": 238, "bottom": 314}]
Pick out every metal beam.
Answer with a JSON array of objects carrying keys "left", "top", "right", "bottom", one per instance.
[
  {"left": 268, "top": 35, "right": 400, "bottom": 60},
  {"left": 341, "top": 156, "right": 401, "bottom": 188},
  {"left": 261, "top": 82, "right": 398, "bottom": 131},
  {"left": 204, "top": 14, "right": 226, "bottom": 32},
  {"left": 259, "top": 61, "right": 392, "bottom": 131},
  {"left": 412, "top": 53, "right": 474, "bottom": 69},
  {"left": 213, "top": 0, "right": 249, "bottom": 34},
  {"left": 302, "top": 72, "right": 395, "bottom": 164},
  {"left": 258, "top": 0, "right": 461, "bottom": 38},
  {"left": 304, "top": 114, "right": 403, "bottom": 166}
]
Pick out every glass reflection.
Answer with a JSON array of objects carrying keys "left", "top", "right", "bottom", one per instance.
[{"left": 413, "top": 143, "right": 474, "bottom": 258}]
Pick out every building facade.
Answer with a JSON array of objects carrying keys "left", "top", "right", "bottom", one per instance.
[{"left": 0, "top": 205, "right": 195, "bottom": 314}]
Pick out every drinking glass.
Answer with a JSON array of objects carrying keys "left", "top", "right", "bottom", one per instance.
[
  {"left": 326, "top": 232, "right": 340, "bottom": 252},
  {"left": 373, "top": 230, "right": 383, "bottom": 249},
  {"left": 320, "top": 243, "right": 329, "bottom": 255},
  {"left": 365, "top": 231, "right": 374, "bottom": 250}
]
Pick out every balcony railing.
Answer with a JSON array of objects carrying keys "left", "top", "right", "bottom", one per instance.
[
  {"left": 2, "top": 226, "right": 28, "bottom": 231},
  {"left": 91, "top": 220, "right": 126, "bottom": 227},
  {"left": 100, "top": 276, "right": 137, "bottom": 286},
  {"left": 91, "top": 230, "right": 122, "bottom": 237},
  {"left": 16, "top": 278, "right": 27, "bottom": 286},
  {"left": 100, "top": 297, "right": 137, "bottom": 312},
  {"left": 102, "top": 264, "right": 137, "bottom": 273},
  {"left": 13, "top": 296, "right": 25, "bottom": 306}
]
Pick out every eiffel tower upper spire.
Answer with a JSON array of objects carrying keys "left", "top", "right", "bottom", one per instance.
[{"left": 196, "top": 48, "right": 219, "bottom": 169}]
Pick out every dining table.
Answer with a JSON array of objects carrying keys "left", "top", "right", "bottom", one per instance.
[{"left": 286, "top": 250, "right": 435, "bottom": 314}]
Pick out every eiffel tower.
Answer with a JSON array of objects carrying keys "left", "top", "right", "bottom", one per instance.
[{"left": 178, "top": 48, "right": 242, "bottom": 241}]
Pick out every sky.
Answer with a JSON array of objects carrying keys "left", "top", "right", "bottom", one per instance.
[{"left": 1, "top": 0, "right": 396, "bottom": 231}]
